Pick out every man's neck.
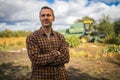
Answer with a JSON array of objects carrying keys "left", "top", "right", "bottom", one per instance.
[{"left": 42, "top": 26, "right": 52, "bottom": 35}]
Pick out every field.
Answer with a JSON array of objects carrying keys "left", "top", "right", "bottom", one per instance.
[
  {"left": 0, "top": 39, "right": 120, "bottom": 80},
  {"left": 0, "top": 37, "right": 26, "bottom": 51}
]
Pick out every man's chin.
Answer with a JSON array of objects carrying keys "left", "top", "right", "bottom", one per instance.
[{"left": 43, "top": 24, "right": 51, "bottom": 28}]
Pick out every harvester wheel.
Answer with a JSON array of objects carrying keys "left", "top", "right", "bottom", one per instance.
[{"left": 81, "top": 36, "right": 88, "bottom": 43}]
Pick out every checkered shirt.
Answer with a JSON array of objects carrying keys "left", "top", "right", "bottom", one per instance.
[{"left": 26, "top": 27, "right": 70, "bottom": 80}]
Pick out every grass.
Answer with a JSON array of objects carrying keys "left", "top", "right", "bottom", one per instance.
[
  {"left": 70, "top": 48, "right": 120, "bottom": 63},
  {"left": 0, "top": 37, "right": 26, "bottom": 51},
  {"left": 0, "top": 37, "right": 119, "bottom": 63},
  {"left": 70, "top": 48, "right": 92, "bottom": 58}
]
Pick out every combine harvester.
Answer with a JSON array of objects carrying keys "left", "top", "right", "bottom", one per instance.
[{"left": 57, "top": 18, "right": 105, "bottom": 43}]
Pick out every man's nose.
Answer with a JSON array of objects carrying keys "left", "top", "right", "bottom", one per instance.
[{"left": 44, "top": 15, "right": 48, "bottom": 19}]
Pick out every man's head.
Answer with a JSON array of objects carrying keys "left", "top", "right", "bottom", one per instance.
[{"left": 39, "top": 6, "right": 55, "bottom": 28}]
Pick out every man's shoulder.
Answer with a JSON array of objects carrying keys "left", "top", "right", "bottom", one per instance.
[
  {"left": 53, "top": 31, "right": 65, "bottom": 39},
  {"left": 26, "top": 30, "right": 39, "bottom": 39}
]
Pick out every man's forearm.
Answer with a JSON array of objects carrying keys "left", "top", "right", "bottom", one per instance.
[
  {"left": 48, "top": 49, "right": 69, "bottom": 66},
  {"left": 28, "top": 50, "right": 62, "bottom": 65}
]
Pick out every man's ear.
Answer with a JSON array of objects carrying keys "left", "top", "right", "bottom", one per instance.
[{"left": 53, "top": 16, "right": 55, "bottom": 21}]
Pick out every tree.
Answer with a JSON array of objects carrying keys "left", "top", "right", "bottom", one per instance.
[
  {"left": 96, "top": 15, "right": 120, "bottom": 44},
  {"left": 0, "top": 29, "right": 31, "bottom": 38},
  {"left": 96, "top": 15, "right": 115, "bottom": 36},
  {"left": 114, "top": 20, "right": 120, "bottom": 37}
]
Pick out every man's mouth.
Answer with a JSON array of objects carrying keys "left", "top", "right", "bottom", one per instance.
[
  {"left": 44, "top": 21, "right": 49, "bottom": 24},
  {"left": 44, "top": 20, "right": 49, "bottom": 24}
]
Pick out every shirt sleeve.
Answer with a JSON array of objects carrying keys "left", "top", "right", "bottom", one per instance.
[
  {"left": 49, "top": 34, "right": 70, "bottom": 66},
  {"left": 26, "top": 35, "right": 60, "bottom": 66}
]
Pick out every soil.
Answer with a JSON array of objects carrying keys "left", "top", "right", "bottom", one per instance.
[{"left": 0, "top": 43, "right": 120, "bottom": 80}]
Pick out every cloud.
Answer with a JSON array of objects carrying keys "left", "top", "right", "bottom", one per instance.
[
  {"left": 0, "top": 0, "right": 120, "bottom": 31},
  {"left": 95, "top": 0, "right": 120, "bottom": 3},
  {"left": 87, "top": 1, "right": 120, "bottom": 21},
  {"left": 0, "top": 0, "right": 45, "bottom": 22},
  {"left": 0, "top": 22, "right": 40, "bottom": 31}
]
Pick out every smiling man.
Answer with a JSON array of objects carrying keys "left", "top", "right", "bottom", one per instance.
[{"left": 26, "top": 6, "right": 70, "bottom": 80}]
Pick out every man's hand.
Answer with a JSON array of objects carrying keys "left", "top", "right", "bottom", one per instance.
[{"left": 57, "top": 51, "right": 61, "bottom": 55}]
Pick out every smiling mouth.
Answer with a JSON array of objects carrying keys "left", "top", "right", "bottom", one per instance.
[
  {"left": 44, "top": 20, "right": 49, "bottom": 23},
  {"left": 44, "top": 21, "right": 49, "bottom": 24}
]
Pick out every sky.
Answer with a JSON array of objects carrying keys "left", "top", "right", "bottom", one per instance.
[{"left": 0, "top": 0, "right": 120, "bottom": 31}]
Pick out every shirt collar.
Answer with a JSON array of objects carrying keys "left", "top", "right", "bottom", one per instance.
[{"left": 38, "top": 27, "right": 57, "bottom": 37}]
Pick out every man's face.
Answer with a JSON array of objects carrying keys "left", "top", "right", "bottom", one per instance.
[{"left": 40, "top": 9, "right": 54, "bottom": 28}]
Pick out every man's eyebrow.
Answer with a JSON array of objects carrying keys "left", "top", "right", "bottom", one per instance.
[{"left": 40, "top": 14, "right": 51, "bottom": 16}]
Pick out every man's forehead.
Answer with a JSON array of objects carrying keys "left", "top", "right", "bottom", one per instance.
[{"left": 41, "top": 9, "right": 52, "bottom": 14}]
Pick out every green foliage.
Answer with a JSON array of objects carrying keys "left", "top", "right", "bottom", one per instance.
[
  {"left": 102, "top": 44, "right": 120, "bottom": 53},
  {"left": 0, "top": 42, "right": 9, "bottom": 51},
  {"left": 96, "top": 15, "right": 120, "bottom": 44},
  {"left": 103, "top": 34, "right": 120, "bottom": 44},
  {"left": 113, "top": 20, "right": 120, "bottom": 37},
  {"left": 66, "top": 35, "right": 81, "bottom": 47},
  {"left": 0, "top": 29, "right": 31, "bottom": 38},
  {"left": 96, "top": 15, "right": 114, "bottom": 36}
]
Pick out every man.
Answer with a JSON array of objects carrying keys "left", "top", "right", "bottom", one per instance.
[{"left": 26, "top": 6, "right": 70, "bottom": 80}]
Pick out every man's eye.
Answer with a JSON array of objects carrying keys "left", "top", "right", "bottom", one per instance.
[
  {"left": 41, "top": 14, "right": 45, "bottom": 17},
  {"left": 47, "top": 14, "right": 51, "bottom": 17},
  {"left": 41, "top": 14, "right": 51, "bottom": 17}
]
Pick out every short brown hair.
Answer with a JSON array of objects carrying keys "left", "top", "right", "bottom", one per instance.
[{"left": 39, "top": 6, "right": 55, "bottom": 18}]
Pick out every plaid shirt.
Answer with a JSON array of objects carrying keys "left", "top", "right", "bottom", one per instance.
[{"left": 26, "top": 27, "right": 70, "bottom": 80}]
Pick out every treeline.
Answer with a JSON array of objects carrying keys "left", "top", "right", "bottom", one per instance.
[
  {"left": 95, "top": 15, "right": 120, "bottom": 44},
  {"left": 0, "top": 29, "right": 31, "bottom": 38}
]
